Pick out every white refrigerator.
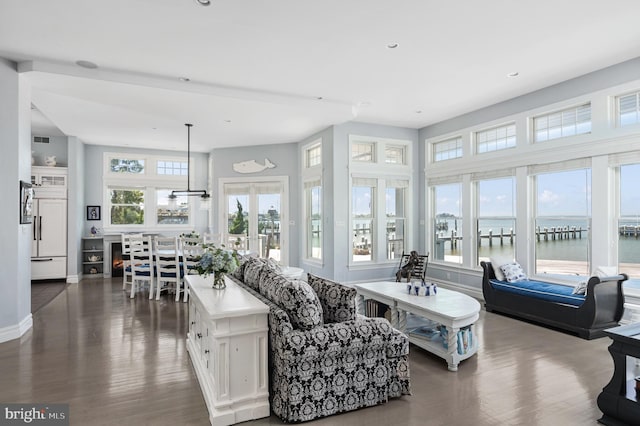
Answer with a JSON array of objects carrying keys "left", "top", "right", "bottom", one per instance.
[{"left": 31, "top": 198, "right": 67, "bottom": 280}]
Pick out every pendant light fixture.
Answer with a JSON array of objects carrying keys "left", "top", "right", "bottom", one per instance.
[{"left": 168, "top": 123, "right": 211, "bottom": 209}]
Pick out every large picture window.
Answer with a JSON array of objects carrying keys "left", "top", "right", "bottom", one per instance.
[
  {"left": 352, "top": 178, "right": 375, "bottom": 262},
  {"left": 535, "top": 168, "right": 591, "bottom": 276},
  {"left": 156, "top": 189, "right": 188, "bottom": 224},
  {"left": 109, "top": 187, "right": 145, "bottom": 225},
  {"left": 618, "top": 163, "right": 640, "bottom": 279},
  {"left": 476, "top": 177, "right": 516, "bottom": 265},
  {"left": 305, "top": 179, "right": 322, "bottom": 261},
  {"left": 433, "top": 183, "right": 462, "bottom": 264},
  {"left": 386, "top": 180, "right": 408, "bottom": 259}
]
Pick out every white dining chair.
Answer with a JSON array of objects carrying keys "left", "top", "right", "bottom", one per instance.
[
  {"left": 153, "top": 236, "right": 182, "bottom": 301},
  {"left": 121, "top": 233, "right": 143, "bottom": 291},
  {"left": 130, "top": 235, "right": 154, "bottom": 299},
  {"left": 179, "top": 235, "right": 204, "bottom": 302}
]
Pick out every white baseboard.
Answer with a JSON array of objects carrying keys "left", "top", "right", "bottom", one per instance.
[
  {"left": 67, "top": 274, "right": 79, "bottom": 283},
  {"left": 0, "top": 314, "right": 33, "bottom": 344}
]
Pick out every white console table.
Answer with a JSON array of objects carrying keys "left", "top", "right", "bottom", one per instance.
[{"left": 186, "top": 275, "right": 270, "bottom": 425}]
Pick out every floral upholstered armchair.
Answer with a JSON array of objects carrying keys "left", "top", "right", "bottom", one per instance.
[{"left": 229, "top": 258, "right": 410, "bottom": 422}]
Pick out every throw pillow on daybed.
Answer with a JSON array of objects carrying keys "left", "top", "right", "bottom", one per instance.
[
  {"left": 490, "top": 254, "right": 514, "bottom": 281},
  {"left": 500, "top": 262, "right": 528, "bottom": 283},
  {"left": 572, "top": 281, "right": 588, "bottom": 295}
]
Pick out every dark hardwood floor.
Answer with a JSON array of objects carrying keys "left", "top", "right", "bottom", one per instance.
[
  {"left": 0, "top": 278, "right": 624, "bottom": 425},
  {"left": 31, "top": 279, "right": 68, "bottom": 313}
]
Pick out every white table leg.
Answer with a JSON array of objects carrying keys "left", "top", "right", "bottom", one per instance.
[
  {"left": 446, "top": 326, "right": 460, "bottom": 372},
  {"left": 396, "top": 308, "right": 406, "bottom": 332}
]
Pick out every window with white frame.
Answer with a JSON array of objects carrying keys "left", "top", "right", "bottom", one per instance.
[
  {"left": 618, "top": 91, "right": 640, "bottom": 127},
  {"left": 476, "top": 176, "right": 516, "bottom": 265},
  {"left": 109, "top": 187, "right": 145, "bottom": 225},
  {"left": 476, "top": 123, "right": 516, "bottom": 153},
  {"left": 432, "top": 183, "right": 462, "bottom": 264},
  {"left": 104, "top": 153, "right": 194, "bottom": 228},
  {"left": 534, "top": 167, "right": 591, "bottom": 276},
  {"left": 302, "top": 141, "right": 322, "bottom": 262},
  {"left": 352, "top": 142, "right": 376, "bottom": 163},
  {"left": 618, "top": 163, "right": 640, "bottom": 279},
  {"left": 304, "top": 179, "right": 322, "bottom": 261},
  {"left": 156, "top": 189, "right": 189, "bottom": 224},
  {"left": 533, "top": 103, "right": 591, "bottom": 142},
  {"left": 385, "top": 145, "right": 406, "bottom": 164},
  {"left": 109, "top": 158, "right": 145, "bottom": 174},
  {"left": 385, "top": 179, "right": 408, "bottom": 259},
  {"left": 157, "top": 160, "right": 188, "bottom": 176},
  {"left": 433, "top": 137, "right": 462, "bottom": 162},
  {"left": 349, "top": 136, "right": 411, "bottom": 264},
  {"left": 352, "top": 177, "right": 375, "bottom": 262},
  {"left": 305, "top": 143, "right": 322, "bottom": 168}
]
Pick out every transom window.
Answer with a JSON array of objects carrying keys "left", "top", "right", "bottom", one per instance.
[
  {"left": 433, "top": 137, "right": 462, "bottom": 162},
  {"left": 385, "top": 145, "right": 406, "bottom": 164},
  {"left": 352, "top": 142, "right": 376, "bottom": 163},
  {"left": 110, "top": 158, "right": 145, "bottom": 174},
  {"left": 533, "top": 103, "right": 591, "bottom": 142},
  {"left": 476, "top": 123, "right": 516, "bottom": 153},
  {"left": 157, "top": 161, "right": 188, "bottom": 176},
  {"left": 305, "top": 143, "right": 322, "bottom": 168},
  {"left": 618, "top": 91, "right": 640, "bottom": 127}
]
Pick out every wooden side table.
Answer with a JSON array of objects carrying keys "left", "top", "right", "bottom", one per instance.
[{"left": 597, "top": 323, "right": 640, "bottom": 425}]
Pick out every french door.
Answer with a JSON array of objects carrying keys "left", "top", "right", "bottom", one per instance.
[{"left": 219, "top": 177, "right": 288, "bottom": 264}]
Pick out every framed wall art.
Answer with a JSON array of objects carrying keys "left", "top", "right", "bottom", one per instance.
[{"left": 87, "top": 205, "right": 101, "bottom": 221}]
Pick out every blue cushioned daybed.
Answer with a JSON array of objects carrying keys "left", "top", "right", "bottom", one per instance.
[{"left": 480, "top": 261, "right": 627, "bottom": 340}]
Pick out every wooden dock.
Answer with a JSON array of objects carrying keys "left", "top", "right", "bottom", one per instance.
[
  {"left": 438, "top": 225, "right": 587, "bottom": 248},
  {"left": 437, "top": 225, "right": 640, "bottom": 249}
]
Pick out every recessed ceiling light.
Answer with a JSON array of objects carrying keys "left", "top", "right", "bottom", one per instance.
[
  {"left": 179, "top": 76, "right": 191, "bottom": 82},
  {"left": 75, "top": 60, "right": 98, "bottom": 69},
  {"left": 387, "top": 43, "right": 399, "bottom": 49},
  {"left": 507, "top": 71, "right": 519, "bottom": 78},
  {"left": 194, "top": 0, "right": 211, "bottom": 5}
]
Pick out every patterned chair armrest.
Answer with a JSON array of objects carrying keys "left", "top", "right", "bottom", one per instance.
[{"left": 307, "top": 273, "right": 357, "bottom": 323}]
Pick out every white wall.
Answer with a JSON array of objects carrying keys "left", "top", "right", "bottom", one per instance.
[{"left": 0, "top": 58, "right": 32, "bottom": 342}]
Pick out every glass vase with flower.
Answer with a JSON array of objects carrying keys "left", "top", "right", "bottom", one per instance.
[{"left": 195, "top": 244, "right": 240, "bottom": 289}]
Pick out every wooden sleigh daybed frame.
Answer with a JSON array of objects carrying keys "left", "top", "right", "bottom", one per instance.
[{"left": 480, "top": 261, "right": 627, "bottom": 340}]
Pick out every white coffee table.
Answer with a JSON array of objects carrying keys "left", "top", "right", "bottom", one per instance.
[{"left": 354, "top": 281, "right": 481, "bottom": 371}]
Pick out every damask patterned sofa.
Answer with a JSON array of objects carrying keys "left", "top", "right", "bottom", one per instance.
[{"left": 228, "top": 257, "right": 411, "bottom": 422}]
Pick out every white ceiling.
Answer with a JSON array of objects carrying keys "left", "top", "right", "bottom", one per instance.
[{"left": 2, "top": 0, "right": 640, "bottom": 152}]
